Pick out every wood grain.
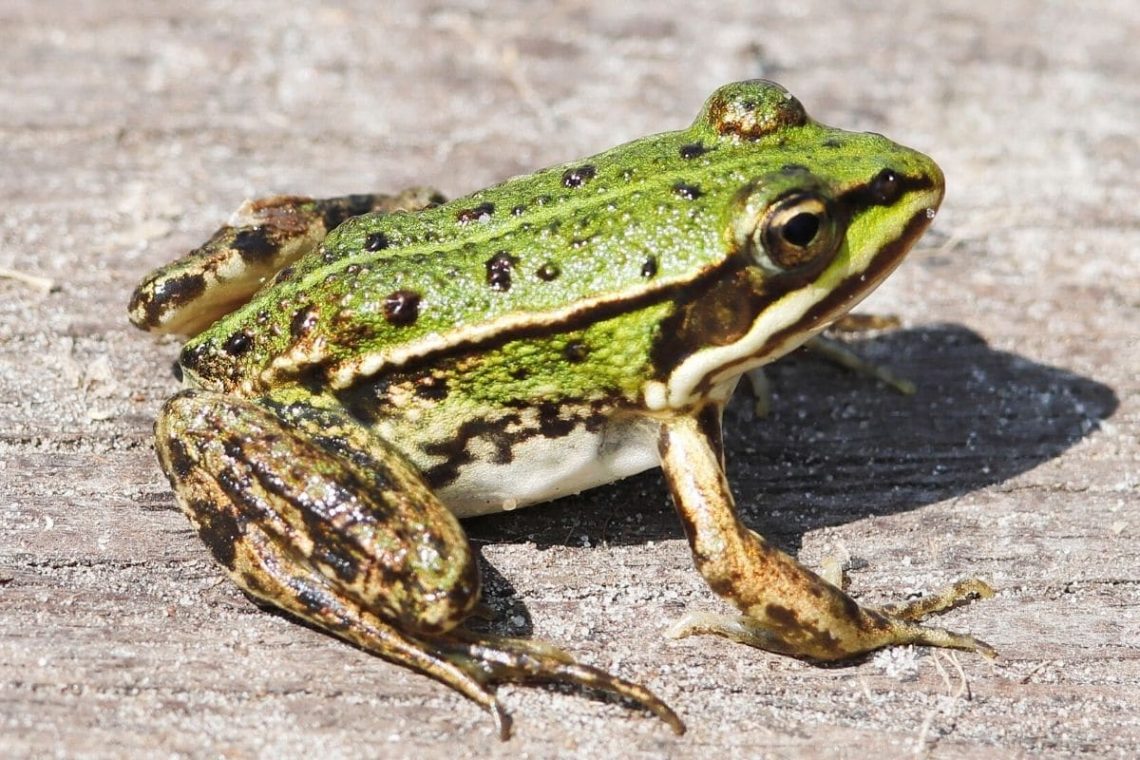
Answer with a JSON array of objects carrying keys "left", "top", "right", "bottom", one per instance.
[{"left": 2, "top": 2, "right": 1136, "bottom": 756}]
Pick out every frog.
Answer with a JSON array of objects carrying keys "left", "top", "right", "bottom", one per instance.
[{"left": 128, "top": 80, "right": 994, "bottom": 738}]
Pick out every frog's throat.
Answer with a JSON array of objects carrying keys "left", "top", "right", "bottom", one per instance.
[{"left": 658, "top": 196, "right": 936, "bottom": 411}]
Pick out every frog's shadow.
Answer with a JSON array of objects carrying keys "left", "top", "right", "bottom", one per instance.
[{"left": 466, "top": 323, "right": 1118, "bottom": 634}]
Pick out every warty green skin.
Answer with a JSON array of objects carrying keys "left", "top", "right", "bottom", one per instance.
[
  {"left": 129, "top": 80, "right": 995, "bottom": 740},
  {"left": 177, "top": 83, "right": 937, "bottom": 402}
]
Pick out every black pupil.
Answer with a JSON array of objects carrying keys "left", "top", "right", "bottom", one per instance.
[{"left": 782, "top": 212, "right": 820, "bottom": 247}]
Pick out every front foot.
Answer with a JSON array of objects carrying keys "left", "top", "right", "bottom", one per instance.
[
  {"left": 658, "top": 411, "right": 996, "bottom": 667},
  {"left": 806, "top": 334, "right": 916, "bottom": 396},
  {"left": 668, "top": 575, "right": 996, "bottom": 661}
]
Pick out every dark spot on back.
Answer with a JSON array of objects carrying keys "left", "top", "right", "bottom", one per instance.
[
  {"left": 563, "top": 340, "right": 588, "bottom": 363},
  {"left": 679, "top": 143, "right": 709, "bottom": 159},
  {"left": 486, "top": 251, "right": 518, "bottom": 292},
  {"left": 640, "top": 256, "right": 658, "bottom": 278},
  {"left": 673, "top": 182, "right": 703, "bottom": 200},
  {"left": 232, "top": 227, "right": 277, "bottom": 263},
  {"left": 382, "top": 290, "right": 421, "bottom": 325},
  {"left": 364, "top": 232, "right": 390, "bottom": 251},
  {"left": 561, "top": 164, "right": 596, "bottom": 188},
  {"left": 222, "top": 331, "right": 253, "bottom": 356},
  {"left": 456, "top": 202, "right": 495, "bottom": 225},
  {"left": 536, "top": 262, "right": 560, "bottom": 281},
  {"left": 511, "top": 204, "right": 527, "bottom": 216}
]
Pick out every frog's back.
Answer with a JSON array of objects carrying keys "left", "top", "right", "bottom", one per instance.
[
  {"left": 178, "top": 81, "right": 826, "bottom": 397},
  {"left": 185, "top": 141, "right": 721, "bottom": 393}
]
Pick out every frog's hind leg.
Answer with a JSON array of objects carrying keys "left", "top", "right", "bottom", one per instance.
[
  {"left": 154, "top": 390, "right": 682, "bottom": 738},
  {"left": 129, "top": 187, "right": 444, "bottom": 334}
]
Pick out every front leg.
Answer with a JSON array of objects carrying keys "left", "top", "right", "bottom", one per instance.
[{"left": 657, "top": 407, "right": 994, "bottom": 660}]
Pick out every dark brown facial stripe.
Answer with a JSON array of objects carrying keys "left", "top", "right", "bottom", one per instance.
[
  {"left": 648, "top": 260, "right": 764, "bottom": 377},
  {"left": 772, "top": 210, "right": 930, "bottom": 343}
]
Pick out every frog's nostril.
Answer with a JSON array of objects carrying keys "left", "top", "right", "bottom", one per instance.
[{"left": 869, "top": 169, "right": 901, "bottom": 205}]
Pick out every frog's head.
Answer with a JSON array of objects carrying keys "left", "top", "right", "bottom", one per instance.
[{"left": 658, "top": 80, "right": 944, "bottom": 409}]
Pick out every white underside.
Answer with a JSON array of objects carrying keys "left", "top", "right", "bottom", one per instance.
[{"left": 436, "top": 415, "right": 663, "bottom": 518}]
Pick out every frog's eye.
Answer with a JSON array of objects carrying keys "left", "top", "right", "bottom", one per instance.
[{"left": 753, "top": 192, "right": 841, "bottom": 273}]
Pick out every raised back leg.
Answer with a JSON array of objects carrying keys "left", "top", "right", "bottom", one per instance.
[
  {"left": 155, "top": 389, "right": 683, "bottom": 737},
  {"left": 129, "top": 188, "right": 444, "bottom": 334}
]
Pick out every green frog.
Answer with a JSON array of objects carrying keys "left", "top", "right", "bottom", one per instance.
[{"left": 129, "top": 80, "right": 994, "bottom": 738}]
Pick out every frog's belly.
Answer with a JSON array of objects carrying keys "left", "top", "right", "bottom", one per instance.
[{"left": 434, "top": 417, "right": 662, "bottom": 518}]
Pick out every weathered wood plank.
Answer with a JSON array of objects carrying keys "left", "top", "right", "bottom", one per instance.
[{"left": 2, "top": 1, "right": 1136, "bottom": 756}]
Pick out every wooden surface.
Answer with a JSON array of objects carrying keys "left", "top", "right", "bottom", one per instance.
[{"left": 2, "top": 1, "right": 1137, "bottom": 757}]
